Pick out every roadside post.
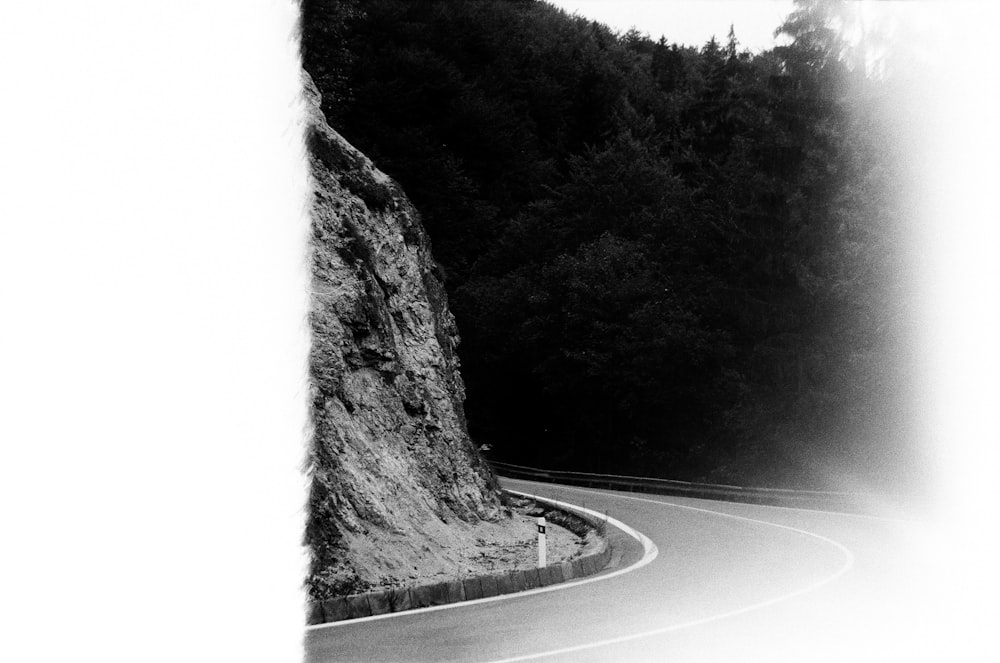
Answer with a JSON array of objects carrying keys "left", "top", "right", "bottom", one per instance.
[{"left": 537, "top": 516, "right": 546, "bottom": 567}]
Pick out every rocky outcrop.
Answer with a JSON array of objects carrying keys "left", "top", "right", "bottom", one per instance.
[{"left": 303, "top": 73, "right": 508, "bottom": 598}]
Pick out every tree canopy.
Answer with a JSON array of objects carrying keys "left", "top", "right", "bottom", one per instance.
[{"left": 302, "top": 0, "right": 921, "bottom": 494}]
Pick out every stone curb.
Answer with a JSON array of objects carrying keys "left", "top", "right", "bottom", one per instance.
[{"left": 307, "top": 492, "right": 614, "bottom": 625}]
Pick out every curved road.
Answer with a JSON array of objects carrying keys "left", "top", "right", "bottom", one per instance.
[{"left": 305, "top": 478, "right": 937, "bottom": 662}]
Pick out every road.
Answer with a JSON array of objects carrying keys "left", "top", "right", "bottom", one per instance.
[{"left": 305, "top": 478, "right": 942, "bottom": 662}]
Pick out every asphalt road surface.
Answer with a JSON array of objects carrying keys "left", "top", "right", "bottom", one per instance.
[{"left": 305, "top": 478, "right": 943, "bottom": 662}]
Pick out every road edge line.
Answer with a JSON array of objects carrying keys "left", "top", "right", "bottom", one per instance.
[{"left": 482, "top": 484, "right": 856, "bottom": 663}]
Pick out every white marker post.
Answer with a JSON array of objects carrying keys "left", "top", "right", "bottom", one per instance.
[{"left": 536, "top": 516, "right": 547, "bottom": 568}]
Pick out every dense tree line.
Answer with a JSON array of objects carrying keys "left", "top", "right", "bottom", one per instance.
[{"left": 302, "top": 0, "right": 921, "bottom": 493}]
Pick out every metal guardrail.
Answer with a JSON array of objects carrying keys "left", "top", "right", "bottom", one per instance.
[{"left": 489, "top": 460, "right": 885, "bottom": 512}]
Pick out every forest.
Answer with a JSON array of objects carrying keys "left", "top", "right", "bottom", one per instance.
[{"left": 301, "top": 0, "right": 922, "bottom": 494}]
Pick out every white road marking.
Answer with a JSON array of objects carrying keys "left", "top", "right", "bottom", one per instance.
[
  {"left": 305, "top": 492, "right": 658, "bottom": 631},
  {"left": 481, "top": 485, "right": 857, "bottom": 663}
]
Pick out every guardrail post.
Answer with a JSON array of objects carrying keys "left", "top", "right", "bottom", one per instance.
[{"left": 537, "top": 516, "right": 546, "bottom": 568}]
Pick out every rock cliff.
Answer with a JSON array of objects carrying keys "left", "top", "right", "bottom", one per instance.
[{"left": 303, "top": 74, "right": 510, "bottom": 597}]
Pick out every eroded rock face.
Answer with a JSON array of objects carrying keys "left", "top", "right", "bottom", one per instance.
[{"left": 303, "top": 74, "right": 506, "bottom": 597}]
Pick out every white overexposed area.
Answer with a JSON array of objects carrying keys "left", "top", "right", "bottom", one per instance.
[{"left": 1, "top": 2, "right": 310, "bottom": 663}]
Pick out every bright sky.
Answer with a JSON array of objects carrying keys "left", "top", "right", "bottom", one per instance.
[{"left": 545, "top": 0, "right": 796, "bottom": 52}]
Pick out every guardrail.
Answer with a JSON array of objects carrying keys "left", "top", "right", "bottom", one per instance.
[{"left": 490, "top": 460, "right": 886, "bottom": 513}]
